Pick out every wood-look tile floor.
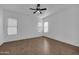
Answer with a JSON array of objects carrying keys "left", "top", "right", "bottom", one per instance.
[{"left": 0, "top": 36, "right": 79, "bottom": 55}]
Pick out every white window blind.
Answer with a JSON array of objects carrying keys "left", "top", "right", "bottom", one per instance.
[
  {"left": 8, "top": 18, "right": 17, "bottom": 35},
  {"left": 44, "top": 22, "right": 48, "bottom": 33}
]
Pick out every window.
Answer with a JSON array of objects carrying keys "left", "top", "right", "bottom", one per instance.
[
  {"left": 44, "top": 22, "right": 48, "bottom": 33},
  {"left": 8, "top": 18, "right": 17, "bottom": 35}
]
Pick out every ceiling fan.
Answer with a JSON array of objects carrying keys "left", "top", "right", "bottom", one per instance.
[{"left": 30, "top": 4, "right": 47, "bottom": 14}]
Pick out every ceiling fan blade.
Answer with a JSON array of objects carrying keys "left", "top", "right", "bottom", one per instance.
[
  {"left": 41, "top": 8, "right": 47, "bottom": 10},
  {"left": 39, "top": 12, "right": 42, "bottom": 14},
  {"left": 30, "top": 8, "right": 36, "bottom": 10},
  {"left": 33, "top": 11, "right": 37, "bottom": 14}
]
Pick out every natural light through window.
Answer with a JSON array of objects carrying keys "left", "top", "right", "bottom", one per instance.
[
  {"left": 8, "top": 18, "right": 17, "bottom": 35},
  {"left": 44, "top": 22, "right": 48, "bottom": 33}
]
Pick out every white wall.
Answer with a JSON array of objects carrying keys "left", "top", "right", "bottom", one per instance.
[
  {"left": 0, "top": 8, "right": 4, "bottom": 45},
  {"left": 3, "top": 9, "right": 41, "bottom": 42},
  {"left": 44, "top": 5, "right": 79, "bottom": 47}
]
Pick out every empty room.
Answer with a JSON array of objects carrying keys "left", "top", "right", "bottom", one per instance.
[{"left": 0, "top": 4, "right": 79, "bottom": 55}]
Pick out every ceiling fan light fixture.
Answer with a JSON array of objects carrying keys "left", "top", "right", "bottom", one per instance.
[{"left": 29, "top": 4, "right": 47, "bottom": 14}]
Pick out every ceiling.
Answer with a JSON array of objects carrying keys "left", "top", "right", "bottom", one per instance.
[{"left": 0, "top": 4, "right": 76, "bottom": 18}]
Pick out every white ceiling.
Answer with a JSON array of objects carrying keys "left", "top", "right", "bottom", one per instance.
[{"left": 0, "top": 4, "right": 76, "bottom": 18}]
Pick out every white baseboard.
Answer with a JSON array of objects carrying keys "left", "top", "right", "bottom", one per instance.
[
  {"left": 44, "top": 35, "right": 79, "bottom": 47},
  {"left": 4, "top": 35, "right": 42, "bottom": 43}
]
